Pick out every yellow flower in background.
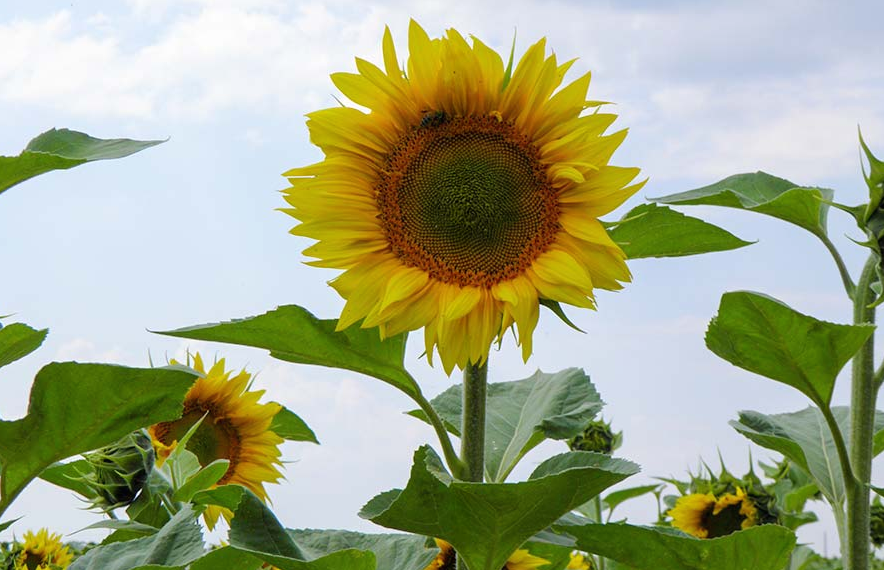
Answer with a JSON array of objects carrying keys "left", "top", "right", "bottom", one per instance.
[
  {"left": 567, "top": 551, "right": 591, "bottom": 569},
  {"left": 13, "top": 529, "right": 73, "bottom": 570},
  {"left": 148, "top": 353, "right": 284, "bottom": 528},
  {"left": 668, "top": 488, "right": 758, "bottom": 538},
  {"left": 424, "top": 539, "right": 548, "bottom": 570},
  {"left": 284, "top": 20, "right": 642, "bottom": 373}
]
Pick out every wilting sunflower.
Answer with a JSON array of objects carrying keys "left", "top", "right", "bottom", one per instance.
[
  {"left": 668, "top": 488, "right": 758, "bottom": 538},
  {"left": 11, "top": 529, "right": 73, "bottom": 570},
  {"left": 148, "top": 353, "right": 284, "bottom": 528},
  {"left": 424, "top": 539, "right": 548, "bottom": 570},
  {"left": 283, "top": 20, "right": 642, "bottom": 373}
]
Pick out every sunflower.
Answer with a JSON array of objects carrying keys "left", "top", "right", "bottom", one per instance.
[
  {"left": 12, "top": 529, "right": 73, "bottom": 570},
  {"left": 148, "top": 353, "right": 284, "bottom": 528},
  {"left": 668, "top": 488, "right": 758, "bottom": 538},
  {"left": 424, "top": 539, "right": 548, "bottom": 570},
  {"left": 567, "top": 552, "right": 591, "bottom": 569},
  {"left": 283, "top": 21, "right": 642, "bottom": 373}
]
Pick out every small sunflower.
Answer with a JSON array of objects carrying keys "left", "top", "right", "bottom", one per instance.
[
  {"left": 284, "top": 21, "right": 642, "bottom": 373},
  {"left": 11, "top": 529, "right": 73, "bottom": 570},
  {"left": 668, "top": 488, "right": 758, "bottom": 538},
  {"left": 567, "top": 552, "right": 591, "bottom": 569},
  {"left": 425, "top": 539, "right": 548, "bottom": 570},
  {"left": 148, "top": 353, "right": 284, "bottom": 528}
]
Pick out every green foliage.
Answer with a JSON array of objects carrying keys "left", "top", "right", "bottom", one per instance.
[
  {"left": 607, "top": 203, "right": 753, "bottom": 258},
  {"left": 603, "top": 484, "right": 662, "bottom": 515},
  {"left": 289, "top": 529, "right": 437, "bottom": 570},
  {"left": 731, "top": 407, "right": 884, "bottom": 505},
  {"left": 158, "top": 305, "right": 419, "bottom": 398},
  {"left": 409, "top": 368, "right": 603, "bottom": 482},
  {"left": 0, "top": 322, "right": 47, "bottom": 371},
  {"left": 0, "top": 128, "right": 164, "bottom": 196},
  {"left": 652, "top": 171, "right": 834, "bottom": 237},
  {"left": 556, "top": 523, "right": 796, "bottom": 570},
  {"left": 360, "top": 446, "right": 638, "bottom": 570},
  {"left": 69, "top": 505, "right": 205, "bottom": 570},
  {"left": 706, "top": 292, "right": 874, "bottom": 406},
  {"left": 0, "top": 363, "right": 195, "bottom": 515},
  {"left": 270, "top": 406, "right": 319, "bottom": 443}
]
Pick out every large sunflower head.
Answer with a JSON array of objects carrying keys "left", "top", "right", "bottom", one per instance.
[
  {"left": 424, "top": 539, "right": 548, "bottom": 570},
  {"left": 11, "top": 529, "right": 73, "bottom": 570},
  {"left": 284, "top": 21, "right": 643, "bottom": 373},
  {"left": 148, "top": 353, "right": 284, "bottom": 528},
  {"left": 668, "top": 488, "right": 758, "bottom": 538}
]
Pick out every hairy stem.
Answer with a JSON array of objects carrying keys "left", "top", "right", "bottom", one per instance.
[
  {"left": 457, "top": 359, "right": 488, "bottom": 570},
  {"left": 847, "top": 254, "right": 878, "bottom": 570}
]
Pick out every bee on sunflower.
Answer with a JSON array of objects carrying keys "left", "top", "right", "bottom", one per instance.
[{"left": 283, "top": 20, "right": 642, "bottom": 373}]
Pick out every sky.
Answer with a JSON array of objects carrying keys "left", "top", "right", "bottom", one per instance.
[{"left": 2, "top": 0, "right": 884, "bottom": 556}]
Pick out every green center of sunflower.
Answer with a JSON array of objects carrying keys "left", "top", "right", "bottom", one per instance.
[
  {"left": 376, "top": 115, "right": 559, "bottom": 288},
  {"left": 152, "top": 407, "right": 240, "bottom": 484},
  {"left": 701, "top": 501, "right": 747, "bottom": 538}
]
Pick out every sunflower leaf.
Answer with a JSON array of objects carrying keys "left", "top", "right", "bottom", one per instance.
[
  {"left": 602, "top": 483, "right": 663, "bottom": 514},
  {"left": 68, "top": 505, "right": 205, "bottom": 570},
  {"left": 407, "top": 368, "right": 603, "bottom": 482},
  {"left": 171, "top": 458, "right": 229, "bottom": 503},
  {"left": 270, "top": 406, "right": 319, "bottom": 444},
  {"left": 0, "top": 363, "right": 196, "bottom": 516},
  {"left": 0, "top": 128, "right": 165, "bottom": 196},
  {"left": 607, "top": 203, "right": 753, "bottom": 258},
  {"left": 288, "top": 529, "right": 437, "bottom": 570},
  {"left": 650, "top": 171, "right": 834, "bottom": 236},
  {"left": 555, "top": 523, "right": 795, "bottom": 570},
  {"left": 194, "top": 485, "right": 377, "bottom": 570},
  {"left": 706, "top": 291, "right": 874, "bottom": 406},
  {"left": 731, "top": 406, "right": 884, "bottom": 505},
  {"left": 156, "top": 305, "right": 419, "bottom": 398},
  {"left": 360, "top": 446, "right": 638, "bottom": 570},
  {"left": 0, "top": 322, "right": 48, "bottom": 370}
]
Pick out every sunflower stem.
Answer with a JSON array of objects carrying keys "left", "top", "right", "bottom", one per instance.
[
  {"left": 846, "top": 253, "right": 878, "bottom": 570},
  {"left": 818, "top": 231, "right": 856, "bottom": 298},
  {"left": 460, "top": 360, "right": 488, "bottom": 483},
  {"left": 457, "top": 359, "right": 488, "bottom": 570}
]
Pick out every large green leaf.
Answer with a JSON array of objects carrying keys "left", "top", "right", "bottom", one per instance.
[
  {"left": 194, "top": 485, "right": 376, "bottom": 570},
  {"left": 731, "top": 406, "right": 884, "bottom": 505},
  {"left": 706, "top": 292, "right": 874, "bottom": 406},
  {"left": 0, "top": 363, "right": 196, "bottom": 513},
  {"left": 0, "top": 129, "right": 164, "bottom": 196},
  {"left": 271, "top": 406, "right": 319, "bottom": 444},
  {"left": 0, "top": 323, "right": 48, "bottom": 370},
  {"left": 556, "top": 523, "right": 795, "bottom": 570},
  {"left": 360, "top": 446, "right": 638, "bottom": 570},
  {"left": 607, "top": 204, "right": 752, "bottom": 258},
  {"left": 290, "top": 529, "right": 437, "bottom": 570},
  {"left": 409, "top": 369, "right": 603, "bottom": 482},
  {"left": 157, "top": 305, "right": 419, "bottom": 398},
  {"left": 69, "top": 505, "right": 205, "bottom": 570},
  {"left": 651, "top": 171, "right": 834, "bottom": 236}
]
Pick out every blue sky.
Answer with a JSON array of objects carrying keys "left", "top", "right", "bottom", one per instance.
[{"left": 2, "top": 0, "right": 884, "bottom": 554}]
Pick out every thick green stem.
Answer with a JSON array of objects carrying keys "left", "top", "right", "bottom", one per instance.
[
  {"left": 847, "top": 254, "right": 878, "bottom": 570},
  {"left": 457, "top": 360, "right": 488, "bottom": 570},
  {"left": 413, "top": 390, "right": 466, "bottom": 479},
  {"left": 460, "top": 360, "right": 488, "bottom": 483}
]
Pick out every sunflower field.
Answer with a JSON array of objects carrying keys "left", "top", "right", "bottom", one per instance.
[{"left": 3, "top": 14, "right": 884, "bottom": 570}]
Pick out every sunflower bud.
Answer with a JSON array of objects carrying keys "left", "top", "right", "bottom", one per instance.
[
  {"left": 568, "top": 419, "right": 621, "bottom": 455},
  {"left": 871, "top": 501, "right": 884, "bottom": 548},
  {"left": 80, "top": 429, "right": 155, "bottom": 511}
]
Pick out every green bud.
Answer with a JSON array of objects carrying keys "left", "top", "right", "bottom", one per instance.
[
  {"left": 871, "top": 501, "right": 884, "bottom": 548},
  {"left": 568, "top": 419, "right": 621, "bottom": 455},
  {"left": 80, "top": 429, "right": 155, "bottom": 511}
]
